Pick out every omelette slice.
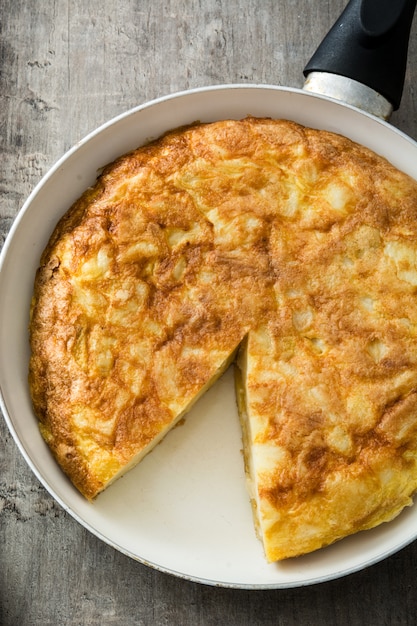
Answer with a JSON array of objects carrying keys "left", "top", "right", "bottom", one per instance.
[{"left": 29, "top": 117, "right": 417, "bottom": 561}]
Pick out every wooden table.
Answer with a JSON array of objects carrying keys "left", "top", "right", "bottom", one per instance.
[{"left": 1, "top": 1, "right": 417, "bottom": 623}]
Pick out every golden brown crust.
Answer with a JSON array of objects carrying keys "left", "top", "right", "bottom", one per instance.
[{"left": 29, "top": 118, "right": 417, "bottom": 559}]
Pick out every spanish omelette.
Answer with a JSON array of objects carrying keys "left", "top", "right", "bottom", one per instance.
[{"left": 29, "top": 118, "right": 417, "bottom": 562}]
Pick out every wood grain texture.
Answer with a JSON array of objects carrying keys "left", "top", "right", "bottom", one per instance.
[{"left": 1, "top": 1, "right": 417, "bottom": 624}]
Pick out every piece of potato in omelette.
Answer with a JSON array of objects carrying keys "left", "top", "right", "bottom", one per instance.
[{"left": 29, "top": 118, "right": 417, "bottom": 561}]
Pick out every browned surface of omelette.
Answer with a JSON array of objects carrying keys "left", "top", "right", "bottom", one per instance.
[{"left": 29, "top": 118, "right": 417, "bottom": 562}]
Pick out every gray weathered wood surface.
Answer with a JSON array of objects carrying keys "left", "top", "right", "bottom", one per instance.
[{"left": 1, "top": 1, "right": 417, "bottom": 624}]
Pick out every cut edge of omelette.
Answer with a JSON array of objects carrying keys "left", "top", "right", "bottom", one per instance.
[{"left": 35, "top": 346, "right": 240, "bottom": 501}]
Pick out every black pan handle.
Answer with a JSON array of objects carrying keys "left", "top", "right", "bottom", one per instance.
[{"left": 303, "top": 0, "right": 417, "bottom": 111}]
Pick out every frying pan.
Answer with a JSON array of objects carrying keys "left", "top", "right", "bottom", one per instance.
[{"left": 1, "top": 0, "right": 417, "bottom": 589}]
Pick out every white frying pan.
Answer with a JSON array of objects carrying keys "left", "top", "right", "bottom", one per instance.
[{"left": 1, "top": 0, "right": 417, "bottom": 589}]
